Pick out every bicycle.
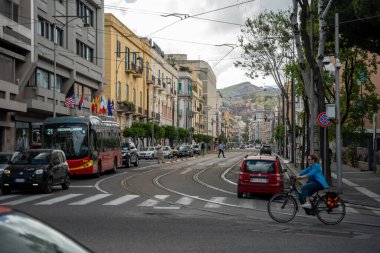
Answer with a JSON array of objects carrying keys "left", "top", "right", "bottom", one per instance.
[{"left": 267, "top": 175, "right": 346, "bottom": 225}]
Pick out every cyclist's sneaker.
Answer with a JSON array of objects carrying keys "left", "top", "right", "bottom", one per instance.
[{"left": 301, "top": 202, "right": 312, "bottom": 209}]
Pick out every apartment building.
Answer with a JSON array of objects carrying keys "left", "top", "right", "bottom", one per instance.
[
  {"left": 0, "top": 0, "right": 104, "bottom": 151},
  {"left": 103, "top": 13, "right": 178, "bottom": 132}
]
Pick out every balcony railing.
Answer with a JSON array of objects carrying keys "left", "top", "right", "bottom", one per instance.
[{"left": 117, "top": 101, "right": 135, "bottom": 114}]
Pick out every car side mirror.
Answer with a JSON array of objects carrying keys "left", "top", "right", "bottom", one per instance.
[{"left": 282, "top": 168, "right": 287, "bottom": 173}]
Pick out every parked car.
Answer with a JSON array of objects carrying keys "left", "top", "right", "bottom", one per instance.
[
  {"left": 162, "top": 146, "right": 173, "bottom": 158},
  {"left": 178, "top": 145, "right": 193, "bottom": 157},
  {"left": 171, "top": 146, "right": 179, "bottom": 157},
  {"left": 0, "top": 205, "right": 93, "bottom": 253},
  {"left": 139, "top": 147, "right": 157, "bottom": 159},
  {"left": 1, "top": 149, "right": 70, "bottom": 194},
  {"left": 260, "top": 144, "right": 272, "bottom": 155},
  {"left": 137, "top": 147, "right": 148, "bottom": 157},
  {"left": 240, "top": 144, "right": 246, "bottom": 149},
  {"left": 237, "top": 155, "right": 286, "bottom": 198},
  {"left": 0, "top": 152, "right": 19, "bottom": 187},
  {"left": 122, "top": 141, "right": 139, "bottom": 168},
  {"left": 191, "top": 144, "right": 200, "bottom": 155},
  {"left": 255, "top": 144, "right": 261, "bottom": 149}
]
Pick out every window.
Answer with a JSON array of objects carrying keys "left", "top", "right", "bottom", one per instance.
[
  {"left": 74, "top": 83, "right": 93, "bottom": 101},
  {"left": 125, "top": 47, "right": 130, "bottom": 70},
  {"left": 35, "top": 68, "right": 63, "bottom": 92},
  {"left": 139, "top": 91, "right": 142, "bottom": 107},
  {"left": 0, "top": 53, "right": 14, "bottom": 83},
  {"left": 37, "top": 17, "right": 63, "bottom": 46},
  {"left": 133, "top": 88, "right": 136, "bottom": 105},
  {"left": 117, "top": 81, "right": 121, "bottom": 101},
  {"left": 76, "top": 0, "right": 93, "bottom": 26},
  {"left": 76, "top": 40, "right": 93, "bottom": 62},
  {"left": 126, "top": 84, "right": 129, "bottom": 101},
  {"left": 116, "top": 40, "right": 121, "bottom": 57},
  {"left": 0, "top": 0, "right": 18, "bottom": 22}
]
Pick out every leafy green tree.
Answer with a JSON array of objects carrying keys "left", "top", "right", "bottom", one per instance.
[
  {"left": 177, "top": 128, "right": 190, "bottom": 143},
  {"left": 163, "top": 125, "right": 178, "bottom": 147}
]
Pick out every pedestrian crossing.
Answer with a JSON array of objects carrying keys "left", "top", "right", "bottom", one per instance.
[{"left": 0, "top": 193, "right": 379, "bottom": 216}]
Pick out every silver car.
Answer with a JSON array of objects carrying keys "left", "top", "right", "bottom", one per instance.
[{"left": 138, "top": 147, "right": 157, "bottom": 159}]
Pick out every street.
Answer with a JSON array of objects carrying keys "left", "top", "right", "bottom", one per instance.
[{"left": 1, "top": 150, "right": 380, "bottom": 253}]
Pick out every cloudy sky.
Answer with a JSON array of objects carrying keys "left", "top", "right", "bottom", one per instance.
[{"left": 105, "top": 0, "right": 292, "bottom": 89}]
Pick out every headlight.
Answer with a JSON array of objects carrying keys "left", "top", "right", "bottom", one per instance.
[
  {"left": 35, "top": 169, "right": 44, "bottom": 175},
  {"left": 3, "top": 169, "right": 11, "bottom": 175}
]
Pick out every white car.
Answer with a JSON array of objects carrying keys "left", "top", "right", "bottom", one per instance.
[
  {"left": 162, "top": 146, "right": 173, "bottom": 158},
  {"left": 138, "top": 147, "right": 157, "bottom": 159}
]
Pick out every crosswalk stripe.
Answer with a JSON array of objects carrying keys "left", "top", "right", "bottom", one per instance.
[
  {"left": 103, "top": 195, "right": 139, "bottom": 206},
  {"left": 176, "top": 196, "right": 194, "bottom": 205},
  {"left": 138, "top": 199, "right": 159, "bottom": 207},
  {"left": 2, "top": 194, "right": 53, "bottom": 205},
  {"left": 239, "top": 200, "right": 255, "bottom": 209},
  {"left": 0, "top": 195, "right": 17, "bottom": 201},
  {"left": 69, "top": 194, "right": 111, "bottom": 205},
  {"left": 346, "top": 206, "right": 359, "bottom": 214},
  {"left": 154, "top": 195, "right": 170, "bottom": 200},
  {"left": 205, "top": 197, "right": 226, "bottom": 208},
  {"left": 35, "top": 194, "right": 83, "bottom": 205},
  {"left": 372, "top": 210, "right": 380, "bottom": 216}
]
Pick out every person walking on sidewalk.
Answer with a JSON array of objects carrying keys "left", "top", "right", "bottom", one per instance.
[
  {"left": 201, "top": 142, "right": 206, "bottom": 156},
  {"left": 218, "top": 142, "right": 226, "bottom": 158},
  {"left": 296, "top": 154, "right": 329, "bottom": 208}
]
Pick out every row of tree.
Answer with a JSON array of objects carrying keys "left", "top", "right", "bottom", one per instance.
[{"left": 236, "top": 0, "right": 380, "bottom": 183}]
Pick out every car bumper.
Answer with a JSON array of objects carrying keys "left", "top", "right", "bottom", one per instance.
[
  {"left": 2, "top": 176, "right": 46, "bottom": 190},
  {"left": 237, "top": 183, "right": 284, "bottom": 194}
]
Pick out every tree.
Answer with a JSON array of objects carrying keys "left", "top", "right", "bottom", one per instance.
[
  {"left": 177, "top": 128, "right": 190, "bottom": 144},
  {"left": 163, "top": 125, "right": 178, "bottom": 147}
]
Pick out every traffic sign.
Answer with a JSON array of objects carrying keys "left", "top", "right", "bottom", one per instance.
[{"left": 317, "top": 112, "right": 331, "bottom": 127}]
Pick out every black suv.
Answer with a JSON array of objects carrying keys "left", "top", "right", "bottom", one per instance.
[
  {"left": 1, "top": 149, "right": 70, "bottom": 194},
  {"left": 122, "top": 142, "right": 139, "bottom": 168},
  {"left": 260, "top": 145, "right": 272, "bottom": 155}
]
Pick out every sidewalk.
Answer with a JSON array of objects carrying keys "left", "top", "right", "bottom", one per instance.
[{"left": 279, "top": 156, "right": 380, "bottom": 209}]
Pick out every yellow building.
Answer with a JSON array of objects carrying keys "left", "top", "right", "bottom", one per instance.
[{"left": 104, "top": 14, "right": 178, "bottom": 131}]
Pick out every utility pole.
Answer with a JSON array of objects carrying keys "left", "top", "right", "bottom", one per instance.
[{"left": 335, "top": 13, "right": 342, "bottom": 193}]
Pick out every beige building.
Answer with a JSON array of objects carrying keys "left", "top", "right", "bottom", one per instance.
[
  {"left": 0, "top": 0, "right": 104, "bottom": 151},
  {"left": 104, "top": 14, "right": 178, "bottom": 136}
]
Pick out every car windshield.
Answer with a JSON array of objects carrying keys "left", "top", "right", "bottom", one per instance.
[
  {"left": 179, "top": 146, "right": 188, "bottom": 151},
  {"left": 163, "top": 147, "right": 170, "bottom": 151},
  {"left": 147, "top": 147, "right": 155, "bottom": 151},
  {"left": 0, "top": 154, "right": 13, "bottom": 164},
  {"left": 245, "top": 160, "right": 275, "bottom": 173},
  {"left": 13, "top": 151, "right": 52, "bottom": 165},
  {"left": 139, "top": 148, "right": 147, "bottom": 151},
  {"left": 42, "top": 123, "right": 88, "bottom": 160},
  {"left": 193, "top": 145, "right": 199, "bottom": 148},
  {"left": 122, "top": 143, "right": 130, "bottom": 149}
]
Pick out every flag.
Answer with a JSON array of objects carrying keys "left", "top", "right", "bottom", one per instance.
[
  {"left": 91, "top": 97, "right": 96, "bottom": 113},
  {"left": 78, "top": 95, "right": 84, "bottom": 110},
  {"left": 100, "top": 95, "right": 107, "bottom": 114},
  {"left": 111, "top": 100, "right": 115, "bottom": 115},
  {"left": 107, "top": 98, "right": 112, "bottom": 116},
  {"left": 65, "top": 94, "right": 76, "bottom": 108}
]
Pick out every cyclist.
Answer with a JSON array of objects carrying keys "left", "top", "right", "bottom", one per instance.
[{"left": 296, "top": 154, "right": 329, "bottom": 209}]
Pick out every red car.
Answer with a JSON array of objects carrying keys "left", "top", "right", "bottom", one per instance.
[{"left": 237, "top": 155, "right": 287, "bottom": 198}]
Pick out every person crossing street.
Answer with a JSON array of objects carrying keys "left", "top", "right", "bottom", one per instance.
[{"left": 218, "top": 142, "right": 225, "bottom": 158}]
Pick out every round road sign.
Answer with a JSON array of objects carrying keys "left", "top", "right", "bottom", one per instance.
[{"left": 318, "top": 112, "right": 331, "bottom": 127}]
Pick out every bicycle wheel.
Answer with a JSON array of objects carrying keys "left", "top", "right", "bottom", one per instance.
[
  {"left": 268, "top": 193, "right": 297, "bottom": 223},
  {"left": 316, "top": 195, "right": 346, "bottom": 225}
]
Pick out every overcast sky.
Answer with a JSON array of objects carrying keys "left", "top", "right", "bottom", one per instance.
[{"left": 105, "top": 0, "right": 292, "bottom": 89}]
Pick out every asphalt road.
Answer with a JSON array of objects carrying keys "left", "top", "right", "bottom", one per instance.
[{"left": 1, "top": 149, "right": 380, "bottom": 253}]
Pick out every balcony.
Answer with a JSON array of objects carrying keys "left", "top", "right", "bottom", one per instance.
[
  {"left": 117, "top": 101, "right": 135, "bottom": 114},
  {"left": 143, "top": 109, "right": 149, "bottom": 118},
  {"left": 0, "top": 81, "right": 27, "bottom": 113},
  {"left": 146, "top": 74, "right": 153, "bottom": 85},
  {"left": 132, "top": 64, "right": 143, "bottom": 78}
]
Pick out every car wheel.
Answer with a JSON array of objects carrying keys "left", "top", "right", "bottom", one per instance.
[
  {"left": 1, "top": 186, "right": 12, "bottom": 194},
  {"left": 133, "top": 156, "right": 139, "bottom": 167},
  {"left": 112, "top": 158, "right": 117, "bottom": 173},
  {"left": 237, "top": 191, "right": 244, "bottom": 198},
  {"left": 43, "top": 176, "right": 54, "bottom": 194},
  {"left": 61, "top": 174, "right": 70, "bottom": 190},
  {"left": 126, "top": 157, "right": 131, "bottom": 168}
]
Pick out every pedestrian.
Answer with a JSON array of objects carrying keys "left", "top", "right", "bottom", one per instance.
[
  {"left": 156, "top": 144, "right": 164, "bottom": 164},
  {"left": 201, "top": 142, "right": 206, "bottom": 156},
  {"left": 218, "top": 142, "right": 226, "bottom": 158}
]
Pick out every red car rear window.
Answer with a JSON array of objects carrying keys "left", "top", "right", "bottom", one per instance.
[{"left": 244, "top": 160, "right": 275, "bottom": 173}]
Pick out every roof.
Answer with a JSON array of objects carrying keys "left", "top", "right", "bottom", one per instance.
[{"left": 244, "top": 155, "right": 277, "bottom": 161}]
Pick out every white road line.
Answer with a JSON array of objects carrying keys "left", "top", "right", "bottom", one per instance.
[
  {"left": 69, "top": 194, "right": 111, "bottom": 205},
  {"left": 239, "top": 200, "right": 255, "bottom": 209},
  {"left": 176, "top": 196, "right": 195, "bottom": 205},
  {"left": 205, "top": 197, "right": 225, "bottom": 208},
  {"left": 36, "top": 194, "right": 83, "bottom": 205},
  {"left": 103, "top": 195, "right": 139, "bottom": 206},
  {"left": 346, "top": 206, "right": 359, "bottom": 214},
  {"left": 180, "top": 168, "right": 192, "bottom": 175},
  {"left": 138, "top": 199, "right": 159, "bottom": 207},
  {"left": 0, "top": 195, "right": 17, "bottom": 201},
  {"left": 2, "top": 194, "right": 52, "bottom": 205},
  {"left": 372, "top": 210, "right": 380, "bottom": 216},
  {"left": 154, "top": 206, "right": 180, "bottom": 210},
  {"left": 154, "top": 195, "right": 170, "bottom": 200}
]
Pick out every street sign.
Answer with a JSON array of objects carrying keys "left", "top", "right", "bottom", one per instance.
[{"left": 317, "top": 112, "right": 331, "bottom": 127}]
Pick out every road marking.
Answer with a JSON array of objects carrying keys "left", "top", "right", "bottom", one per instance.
[
  {"left": 372, "top": 210, "right": 380, "bottom": 216},
  {"left": 36, "top": 194, "right": 83, "bottom": 205},
  {"left": 205, "top": 197, "right": 225, "bottom": 208},
  {"left": 138, "top": 199, "right": 159, "bottom": 207},
  {"left": 0, "top": 195, "right": 17, "bottom": 201},
  {"left": 103, "top": 195, "right": 139, "bottom": 205},
  {"left": 346, "top": 206, "right": 359, "bottom": 214},
  {"left": 176, "top": 196, "right": 195, "bottom": 205},
  {"left": 2, "top": 194, "right": 52, "bottom": 205},
  {"left": 69, "top": 194, "right": 111, "bottom": 205},
  {"left": 180, "top": 168, "right": 192, "bottom": 175},
  {"left": 70, "top": 186, "right": 95, "bottom": 188},
  {"left": 154, "top": 206, "right": 180, "bottom": 210},
  {"left": 239, "top": 200, "right": 255, "bottom": 209}
]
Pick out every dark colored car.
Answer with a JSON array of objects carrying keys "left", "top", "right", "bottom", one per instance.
[
  {"left": 1, "top": 149, "right": 70, "bottom": 194},
  {"left": 178, "top": 145, "right": 193, "bottom": 157},
  {"left": 237, "top": 155, "right": 286, "bottom": 198},
  {"left": 260, "top": 144, "right": 272, "bottom": 155},
  {"left": 0, "top": 205, "right": 93, "bottom": 253},
  {"left": 191, "top": 144, "right": 200, "bottom": 155},
  {"left": 122, "top": 141, "right": 139, "bottom": 168},
  {"left": 0, "top": 152, "right": 19, "bottom": 187},
  {"left": 171, "top": 146, "right": 179, "bottom": 157}
]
